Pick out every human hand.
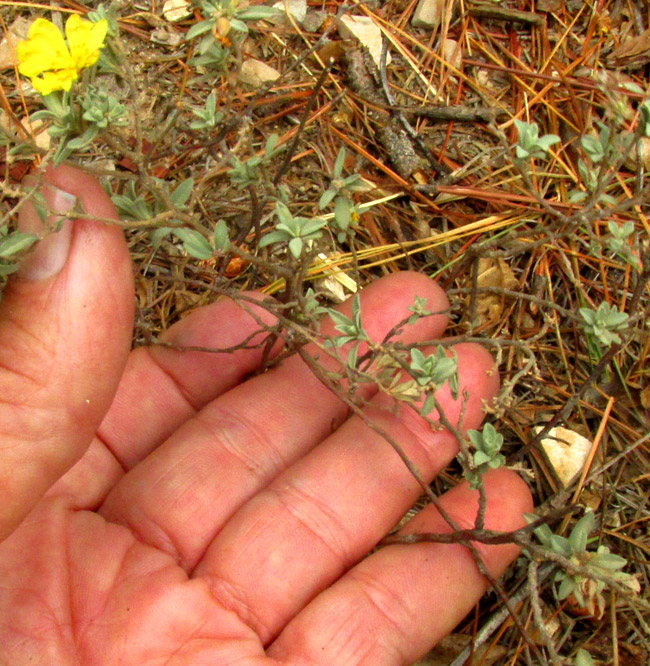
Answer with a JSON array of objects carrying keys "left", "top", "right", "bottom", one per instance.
[{"left": 0, "top": 166, "right": 532, "bottom": 665}]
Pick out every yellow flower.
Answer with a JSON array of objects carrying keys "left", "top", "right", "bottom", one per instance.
[{"left": 17, "top": 15, "right": 108, "bottom": 96}]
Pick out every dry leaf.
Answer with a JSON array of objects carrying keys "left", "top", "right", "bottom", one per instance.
[
  {"left": 528, "top": 600, "right": 561, "bottom": 644},
  {"left": 580, "top": 489, "right": 602, "bottom": 512},
  {"left": 619, "top": 642, "right": 649, "bottom": 666},
  {"left": 624, "top": 136, "right": 650, "bottom": 171},
  {"left": 315, "top": 253, "right": 357, "bottom": 302},
  {"left": 640, "top": 385, "right": 650, "bottom": 409},
  {"left": 473, "top": 257, "right": 518, "bottom": 325},
  {"left": 224, "top": 256, "right": 247, "bottom": 278},
  {"left": 608, "top": 28, "right": 650, "bottom": 69},
  {"left": 150, "top": 26, "right": 183, "bottom": 46}
]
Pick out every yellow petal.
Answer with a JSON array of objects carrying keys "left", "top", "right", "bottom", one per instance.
[
  {"left": 17, "top": 18, "right": 73, "bottom": 78},
  {"left": 65, "top": 14, "right": 108, "bottom": 71},
  {"left": 30, "top": 68, "right": 79, "bottom": 96}
]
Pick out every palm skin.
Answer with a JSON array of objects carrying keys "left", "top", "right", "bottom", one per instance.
[{"left": 0, "top": 167, "right": 532, "bottom": 665}]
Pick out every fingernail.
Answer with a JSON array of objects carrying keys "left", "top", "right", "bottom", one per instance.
[{"left": 17, "top": 179, "right": 77, "bottom": 281}]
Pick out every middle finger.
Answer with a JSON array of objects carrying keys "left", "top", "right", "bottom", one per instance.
[{"left": 100, "top": 272, "right": 449, "bottom": 570}]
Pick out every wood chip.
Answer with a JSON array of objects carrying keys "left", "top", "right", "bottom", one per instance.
[
  {"left": 162, "top": 0, "right": 192, "bottom": 22},
  {"left": 442, "top": 38, "right": 462, "bottom": 69},
  {"left": 336, "top": 15, "right": 390, "bottom": 69},
  {"left": 239, "top": 59, "right": 281, "bottom": 87},
  {"left": 537, "top": 0, "right": 562, "bottom": 10},
  {"left": 272, "top": 0, "right": 307, "bottom": 25},
  {"left": 344, "top": 48, "right": 424, "bottom": 179},
  {"left": 411, "top": 0, "right": 448, "bottom": 30}
]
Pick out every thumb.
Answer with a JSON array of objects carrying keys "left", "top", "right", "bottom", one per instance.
[{"left": 0, "top": 165, "right": 134, "bottom": 540}]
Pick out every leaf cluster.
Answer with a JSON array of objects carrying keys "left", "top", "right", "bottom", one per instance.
[
  {"left": 228, "top": 134, "right": 283, "bottom": 189},
  {"left": 409, "top": 347, "right": 458, "bottom": 390},
  {"left": 603, "top": 220, "right": 640, "bottom": 270},
  {"left": 406, "top": 295, "right": 432, "bottom": 325},
  {"left": 112, "top": 177, "right": 223, "bottom": 260},
  {"left": 189, "top": 91, "right": 224, "bottom": 130},
  {"left": 258, "top": 201, "right": 327, "bottom": 259},
  {"left": 579, "top": 302, "right": 630, "bottom": 347},
  {"left": 87, "top": 3, "right": 120, "bottom": 37},
  {"left": 318, "top": 148, "right": 367, "bottom": 243},
  {"left": 186, "top": 0, "right": 278, "bottom": 68},
  {"left": 30, "top": 84, "right": 127, "bottom": 163},
  {"left": 388, "top": 346, "right": 459, "bottom": 416},
  {"left": 570, "top": 122, "right": 622, "bottom": 205},
  {"left": 322, "top": 294, "right": 370, "bottom": 369},
  {"left": 514, "top": 120, "right": 560, "bottom": 160},
  {"left": 465, "top": 423, "right": 505, "bottom": 489},
  {"left": 81, "top": 85, "right": 128, "bottom": 130},
  {"left": 527, "top": 511, "right": 635, "bottom": 618}
]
